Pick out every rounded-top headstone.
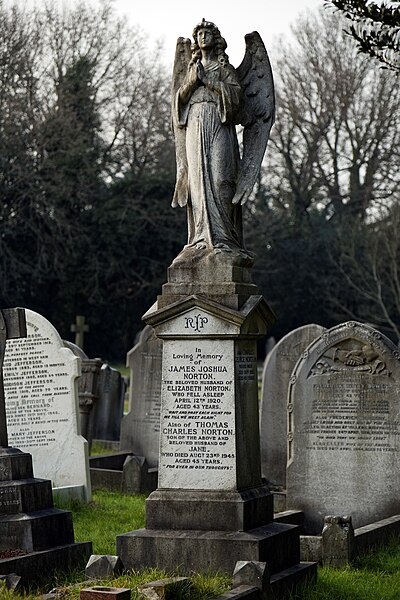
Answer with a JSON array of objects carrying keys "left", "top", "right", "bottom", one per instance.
[
  {"left": 286, "top": 321, "right": 400, "bottom": 533},
  {"left": 3, "top": 309, "right": 91, "bottom": 500},
  {"left": 260, "top": 324, "right": 326, "bottom": 486}
]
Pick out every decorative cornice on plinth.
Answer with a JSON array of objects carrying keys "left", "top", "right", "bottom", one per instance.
[{"left": 143, "top": 294, "right": 276, "bottom": 339}]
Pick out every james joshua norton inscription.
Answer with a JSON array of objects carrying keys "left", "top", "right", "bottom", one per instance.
[{"left": 159, "top": 338, "right": 236, "bottom": 490}]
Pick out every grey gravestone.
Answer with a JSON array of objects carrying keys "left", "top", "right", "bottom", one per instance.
[
  {"left": 260, "top": 324, "right": 326, "bottom": 487},
  {"left": 93, "top": 364, "right": 125, "bottom": 442},
  {"left": 3, "top": 309, "right": 91, "bottom": 501},
  {"left": 64, "top": 341, "right": 102, "bottom": 448},
  {"left": 287, "top": 321, "right": 400, "bottom": 533},
  {"left": 119, "top": 326, "right": 162, "bottom": 467}
]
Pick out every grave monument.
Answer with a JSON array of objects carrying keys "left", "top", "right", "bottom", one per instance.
[
  {"left": 64, "top": 340, "right": 103, "bottom": 450},
  {"left": 0, "top": 308, "right": 91, "bottom": 582},
  {"left": 260, "top": 324, "right": 326, "bottom": 487},
  {"left": 93, "top": 364, "right": 126, "bottom": 442},
  {"left": 3, "top": 309, "right": 91, "bottom": 501},
  {"left": 120, "top": 325, "right": 162, "bottom": 467},
  {"left": 117, "top": 20, "right": 316, "bottom": 592},
  {"left": 286, "top": 321, "right": 400, "bottom": 534}
]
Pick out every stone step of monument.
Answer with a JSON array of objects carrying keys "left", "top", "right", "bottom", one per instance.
[
  {"left": 270, "top": 561, "right": 317, "bottom": 599},
  {"left": 0, "top": 478, "right": 54, "bottom": 514},
  {"left": 0, "top": 449, "right": 34, "bottom": 482},
  {"left": 274, "top": 510, "right": 304, "bottom": 529},
  {"left": 0, "top": 541, "right": 92, "bottom": 584},
  {"left": 0, "top": 508, "right": 75, "bottom": 553},
  {"left": 117, "top": 522, "right": 301, "bottom": 576}
]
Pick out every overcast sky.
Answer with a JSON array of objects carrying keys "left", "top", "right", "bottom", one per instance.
[{"left": 105, "top": 0, "right": 328, "bottom": 66}]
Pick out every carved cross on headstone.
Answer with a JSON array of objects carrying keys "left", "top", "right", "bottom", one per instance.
[
  {"left": 0, "top": 308, "right": 27, "bottom": 448},
  {"left": 70, "top": 315, "right": 89, "bottom": 350}
]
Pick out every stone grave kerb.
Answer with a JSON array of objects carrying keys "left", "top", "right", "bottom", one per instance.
[{"left": 287, "top": 320, "right": 400, "bottom": 533}]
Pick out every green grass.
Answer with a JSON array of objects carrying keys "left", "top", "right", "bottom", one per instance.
[
  {"left": 295, "top": 538, "right": 400, "bottom": 600},
  {"left": 58, "top": 490, "right": 146, "bottom": 555},
  {"left": 2, "top": 491, "right": 400, "bottom": 599},
  {"left": 0, "top": 569, "right": 230, "bottom": 600},
  {"left": 90, "top": 441, "right": 119, "bottom": 456}
]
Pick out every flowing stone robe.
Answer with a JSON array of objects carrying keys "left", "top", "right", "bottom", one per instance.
[{"left": 175, "top": 60, "right": 243, "bottom": 251}]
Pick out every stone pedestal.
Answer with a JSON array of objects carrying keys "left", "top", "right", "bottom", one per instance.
[
  {"left": 0, "top": 446, "right": 91, "bottom": 582},
  {"left": 117, "top": 294, "right": 316, "bottom": 591},
  {"left": 158, "top": 252, "right": 259, "bottom": 310}
]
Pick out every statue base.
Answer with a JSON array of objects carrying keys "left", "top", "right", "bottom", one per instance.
[{"left": 159, "top": 246, "right": 259, "bottom": 310}]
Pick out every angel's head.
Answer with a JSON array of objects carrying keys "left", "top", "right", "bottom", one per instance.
[{"left": 191, "top": 19, "right": 229, "bottom": 66}]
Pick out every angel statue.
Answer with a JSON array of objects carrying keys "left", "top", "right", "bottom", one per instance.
[{"left": 171, "top": 19, "right": 275, "bottom": 266}]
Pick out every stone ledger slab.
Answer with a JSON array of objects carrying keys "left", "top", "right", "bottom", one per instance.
[
  {"left": 260, "top": 324, "right": 326, "bottom": 486},
  {"left": 286, "top": 321, "right": 400, "bottom": 533},
  {"left": 3, "top": 309, "right": 91, "bottom": 500}
]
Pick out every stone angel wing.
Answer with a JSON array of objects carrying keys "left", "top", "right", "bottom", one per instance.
[
  {"left": 171, "top": 37, "right": 192, "bottom": 208},
  {"left": 233, "top": 32, "right": 275, "bottom": 206}
]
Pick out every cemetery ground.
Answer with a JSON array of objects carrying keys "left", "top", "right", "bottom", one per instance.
[{"left": 0, "top": 490, "right": 399, "bottom": 599}]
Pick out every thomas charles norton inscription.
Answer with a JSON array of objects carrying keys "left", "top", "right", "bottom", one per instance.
[{"left": 159, "top": 339, "right": 236, "bottom": 489}]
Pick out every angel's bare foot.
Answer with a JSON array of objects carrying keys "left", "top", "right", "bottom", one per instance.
[{"left": 195, "top": 242, "right": 207, "bottom": 250}]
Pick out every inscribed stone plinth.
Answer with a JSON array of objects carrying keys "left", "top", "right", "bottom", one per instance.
[
  {"left": 3, "top": 309, "right": 91, "bottom": 500},
  {"left": 260, "top": 324, "right": 326, "bottom": 486},
  {"left": 93, "top": 364, "right": 125, "bottom": 442},
  {"left": 286, "top": 321, "right": 400, "bottom": 533},
  {"left": 120, "top": 326, "right": 162, "bottom": 467}
]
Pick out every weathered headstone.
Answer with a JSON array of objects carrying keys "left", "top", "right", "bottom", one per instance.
[
  {"left": 260, "top": 324, "right": 326, "bottom": 487},
  {"left": 0, "top": 308, "right": 92, "bottom": 582},
  {"left": 287, "top": 321, "right": 400, "bottom": 533},
  {"left": 93, "top": 364, "right": 125, "bottom": 442},
  {"left": 3, "top": 309, "right": 91, "bottom": 501},
  {"left": 120, "top": 326, "right": 162, "bottom": 467},
  {"left": 64, "top": 341, "right": 103, "bottom": 449}
]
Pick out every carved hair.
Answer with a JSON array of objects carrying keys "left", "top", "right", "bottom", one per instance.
[{"left": 191, "top": 18, "right": 229, "bottom": 67}]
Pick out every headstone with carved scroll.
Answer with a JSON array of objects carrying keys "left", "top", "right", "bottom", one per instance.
[
  {"left": 260, "top": 324, "right": 326, "bottom": 486},
  {"left": 3, "top": 308, "right": 91, "bottom": 501},
  {"left": 286, "top": 321, "right": 400, "bottom": 534}
]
